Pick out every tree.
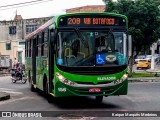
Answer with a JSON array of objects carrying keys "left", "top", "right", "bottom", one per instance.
[{"left": 103, "top": 0, "right": 160, "bottom": 73}]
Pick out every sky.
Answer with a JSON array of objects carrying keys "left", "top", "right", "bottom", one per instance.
[{"left": 0, "top": 0, "right": 105, "bottom": 20}]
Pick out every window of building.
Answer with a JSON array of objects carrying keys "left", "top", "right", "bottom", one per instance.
[
  {"left": 26, "top": 25, "right": 37, "bottom": 33},
  {"left": 19, "top": 41, "right": 25, "bottom": 45},
  {"left": 9, "top": 26, "right": 16, "bottom": 34},
  {"left": 6, "top": 43, "right": 11, "bottom": 50}
]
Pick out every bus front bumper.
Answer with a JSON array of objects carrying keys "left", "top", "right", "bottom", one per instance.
[{"left": 53, "top": 79, "right": 128, "bottom": 97}]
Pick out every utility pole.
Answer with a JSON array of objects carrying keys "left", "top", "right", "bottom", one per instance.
[{"left": 151, "top": 43, "right": 155, "bottom": 70}]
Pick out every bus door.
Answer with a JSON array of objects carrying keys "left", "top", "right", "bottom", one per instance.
[{"left": 49, "top": 29, "right": 55, "bottom": 92}]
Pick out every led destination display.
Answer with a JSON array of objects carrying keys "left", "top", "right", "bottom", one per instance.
[{"left": 58, "top": 15, "right": 126, "bottom": 27}]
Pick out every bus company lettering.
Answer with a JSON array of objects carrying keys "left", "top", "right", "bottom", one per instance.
[{"left": 97, "top": 77, "right": 116, "bottom": 81}]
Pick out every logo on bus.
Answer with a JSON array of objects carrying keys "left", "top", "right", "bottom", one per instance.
[
  {"left": 97, "top": 77, "right": 116, "bottom": 81},
  {"left": 58, "top": 88, "right": 66, "bottom": 92},
  {"left": 106, "top": 55, "right": 116, "bottom": 62}
]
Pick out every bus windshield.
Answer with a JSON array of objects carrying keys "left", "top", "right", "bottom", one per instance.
[{"left": 56, "top": 29, "right": 127, "bottom": 66}]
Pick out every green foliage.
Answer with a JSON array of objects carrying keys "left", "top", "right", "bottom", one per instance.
[{"left": 103, "top": 0, "right": 160, "bottom": 56}]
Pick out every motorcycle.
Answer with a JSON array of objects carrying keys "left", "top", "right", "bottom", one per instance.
[{"left": 11, "top": 68, "right": 27, "bottom": 84}]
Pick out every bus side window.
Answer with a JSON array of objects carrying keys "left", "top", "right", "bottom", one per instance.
[
  {"left": 41, "top": 32, "right": 44, "bottom": 56},
  {"left": 36, "top": 36, "right": 38, "bottom": 56},
  {"left": 49, "top": 29, "right": 55, "bottom": 54},
  {"left": 50, "top": 30, "right": 55, "bottom": 43}
]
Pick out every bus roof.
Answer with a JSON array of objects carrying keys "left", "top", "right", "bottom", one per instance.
[{"left": 25, "top": 12, "right": 128, "bottom": 40}]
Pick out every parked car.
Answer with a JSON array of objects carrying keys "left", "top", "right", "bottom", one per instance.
[
  {"left": 136, "top": 59, "right": 151, "bottom": 69},
  {"left": 134, "top": 55, "right": 146, "bottom": 64},
  {"left": 145, "top": 54, "right": 160, "bottom": 64}
]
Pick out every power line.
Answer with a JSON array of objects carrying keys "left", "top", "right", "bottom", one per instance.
[
  {"left": 0, "top": 0, "right": 52, "bottom": 9},
  {"left": 0, "top": 0, "right": 52, "bottom": 11}
]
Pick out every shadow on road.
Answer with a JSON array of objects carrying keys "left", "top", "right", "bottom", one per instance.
[
  {"left": 37, "top": 92, "right": 123, "bottom": 110},
  {"left": 51, "top": 96, "right": 121, "bottom": 109}
]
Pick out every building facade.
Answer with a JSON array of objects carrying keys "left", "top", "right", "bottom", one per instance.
[
  {"left": 0, "top": 15, "right": 52, "bottom": 64},
  {"left": 66, "top": 5, "right": 105, "bottom": 13}
]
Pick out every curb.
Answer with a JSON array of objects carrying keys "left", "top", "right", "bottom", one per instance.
[
  {"left": 0, "top": 92, "right": 10, "bottom": 101},
  {"left": 128, "top": 77, "right": 160, "bottom": 83},
  {"left": 0, "top": 74, "right": 10, "bottom": 77}
]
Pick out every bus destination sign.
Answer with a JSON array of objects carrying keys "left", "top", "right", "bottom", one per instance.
[
  {"left": 67, "top": 18, "right": 115, "bottom": 25},
  {"left": 58, "top": 15, "right": 126, "bottom": 27}
]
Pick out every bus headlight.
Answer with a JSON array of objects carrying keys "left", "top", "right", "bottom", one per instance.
[
  {"left": 56, "top": 72, "right": 76, "bottom": 86},
  {"left": 114, "top": 73, "right": 128, "bottom": 84}
]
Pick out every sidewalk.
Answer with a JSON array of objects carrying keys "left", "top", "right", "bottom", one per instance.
[
  {"left": 0, "top": 71, "right": 10, "bottom": 77},
  {"left": 0, "top": 74, "right": 10, "bottom": 77},
  {"left": 128, "top": 77, "right": 160, "bottom": 82}
]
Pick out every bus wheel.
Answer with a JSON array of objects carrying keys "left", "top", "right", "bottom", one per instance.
[
  {"left": 95, "top": 96, "right": 103, "bottom": 103},
  {"left": 30, "top": 81, "right": 36, "bottom": 92},
  {"left": 45, "top": 82, "right": 53, "bottom": 103},
  {"left": 29, "top": 75, "right": 36, "bottom": 92}
]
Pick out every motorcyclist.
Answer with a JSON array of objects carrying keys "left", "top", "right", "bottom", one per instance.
[{"left": 14, "top": 62, "right": 23, "bottom": 80}]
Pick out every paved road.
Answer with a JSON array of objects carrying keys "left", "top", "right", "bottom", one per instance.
[{"left": 0, "top": 76, "right": 160, "bottom": 120}]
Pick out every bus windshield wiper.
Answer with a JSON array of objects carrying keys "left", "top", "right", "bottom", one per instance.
[
  {"left": 103, "top": 29, "right": 113, "bottom": 38},
  {"left": 74, "top": 28, "right": 88, "bottom": 48}
]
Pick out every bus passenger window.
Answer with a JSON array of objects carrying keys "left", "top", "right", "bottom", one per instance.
[
  {"left": 44, "top": 43, "right": 48, "bottom": 56},
  {"left": 50, "top": 31, "right": 55, "bottom": 43}
]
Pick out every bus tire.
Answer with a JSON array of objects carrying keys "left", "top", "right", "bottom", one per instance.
[
  {"left": 95, "top": 96, "right": 103, "bottom": 103},
  {"left": 29, "top": 72, "right": 36, "bottom": 92},
  {"left": 44, "top": 82, "right": 53, "bottom": 103},
  {"left": 30, "top": 82, "right": 36, "bottom": 92},
  {"left": 44, "top": 77, "right": 53, "bottom": 103}
]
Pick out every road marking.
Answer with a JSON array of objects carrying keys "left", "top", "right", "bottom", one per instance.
[
  {"left": 1, "top": 90, "right": 23, "bottom": 94},
  {"left": 0, "top": 88, "right": 15, "bottom": 91},
  {"left": 0, "top": 96, "right": 36, "bottom": 105},
  {"left": 0, "top": 87, "right": 23, "bottom": 95},
  {"left": 125, "top": 96, "right": 136, "bottom": 102}
]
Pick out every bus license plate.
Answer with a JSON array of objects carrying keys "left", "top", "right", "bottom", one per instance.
[{"left": 89, "top": 88, "right": 101, "bottom": 92}]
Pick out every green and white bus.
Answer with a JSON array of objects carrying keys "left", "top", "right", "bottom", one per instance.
[{"left": 25, "top": 12, "right": 129, "bottom": 103}]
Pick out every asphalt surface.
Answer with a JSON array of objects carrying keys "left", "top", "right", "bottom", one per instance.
[
  {"left": 0, "top": 73, "right": 11, "bottom": 101},
  {"left": 0, "top": 74, "right": 159, "bottom": 101}
]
